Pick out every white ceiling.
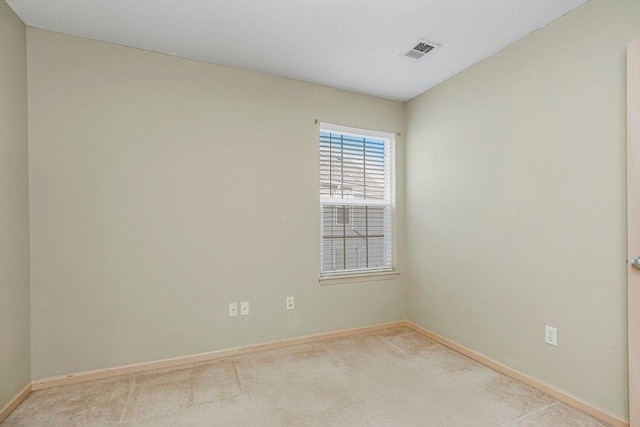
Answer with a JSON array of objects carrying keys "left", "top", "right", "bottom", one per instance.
[{"left": 7, "top": 0, "right": 587, "bottom": 102}]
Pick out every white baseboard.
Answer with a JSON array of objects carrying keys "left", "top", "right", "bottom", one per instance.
[
  {"left": 19, "top": 320, "right": 628, "bottom": 427},
  {"left": 405, "top": 321, "right": 629, "bottom": 427},
  {"left": 0, "top": 383, "right": 31, "bottom": 424},
  {"left": 32, "top": 321, "right": 406, "bottom": 390}
]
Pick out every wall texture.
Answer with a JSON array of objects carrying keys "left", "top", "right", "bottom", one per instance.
[
  {"left": 406, "top": 0, "right": 639, "bottom": 418},
  {"left": 0, "top": 0, "right": 30, "bottom": 410},
  {"left": 26, "top": 28, "right": 406, "bottom": 380}
]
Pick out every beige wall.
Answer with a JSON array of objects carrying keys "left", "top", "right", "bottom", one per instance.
[
  {"left": 26, "top": 28, "right": 406, "bottom": 380},
  {"left": 0, "top": 0, "right": 30, "bottom": 410},
  {"left": 406, "top": 0, "right": 639, "bottom": 418}
]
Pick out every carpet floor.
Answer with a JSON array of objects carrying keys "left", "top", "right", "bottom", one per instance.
[{"left": 2, "top": 327, "right": 610, "bottom": 426}]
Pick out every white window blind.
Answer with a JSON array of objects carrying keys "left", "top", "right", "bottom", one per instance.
[{"left": 319, "top": 123, "right": 393, "bottom": 275}]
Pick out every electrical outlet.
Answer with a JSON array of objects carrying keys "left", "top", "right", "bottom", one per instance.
[
  {"left": 240, "top": 301, "right": 249, "bottom": 315},
  {"left": 545, "top": 325, "right": 558, "bottom": 346},
  {"left": 286, "top": 296, "right": 294, "bottom": 310},
  {"left": 229, "top": 302, "right": 238, "bottom": 317}
]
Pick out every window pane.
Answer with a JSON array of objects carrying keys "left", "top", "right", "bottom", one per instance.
[
  {"left": 319, "top": 131, "right": 388, "bottom": 201},
  {"left": 321, "top": 204, "right": 389, "bottom": 273}
]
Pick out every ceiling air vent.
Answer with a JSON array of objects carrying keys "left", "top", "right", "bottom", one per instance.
[{"left": 402, "top": 39, "right": 441, "bottom": 61}]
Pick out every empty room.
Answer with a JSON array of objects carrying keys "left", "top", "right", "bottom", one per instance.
[{"left": 1, "top": 0, "right": 639, "bottom": 425}]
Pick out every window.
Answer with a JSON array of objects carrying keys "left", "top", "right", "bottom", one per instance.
[{"left": 319, "top": 123, "right": 394, "bottom": 276}]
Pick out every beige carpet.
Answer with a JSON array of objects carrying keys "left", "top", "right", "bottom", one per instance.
[{"left": 3, "top": 327, "right": 609, "bottom": 426}]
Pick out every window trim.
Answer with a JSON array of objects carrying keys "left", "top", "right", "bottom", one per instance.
[
  {"left": 318, "top": 269, "right": 399, "bottom": 286},
  {"left": 318, "top": 122, "right": 397, "bottom": 281}
]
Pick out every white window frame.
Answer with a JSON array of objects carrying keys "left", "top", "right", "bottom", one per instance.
[{"left": 318, "top": 123, "right": 398, "bottom": 284}]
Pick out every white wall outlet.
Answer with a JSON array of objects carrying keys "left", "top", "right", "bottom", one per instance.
[
  {"left": 286, "top": 296, "right": 294, "bottom": 310},
  {"left": 545, "top": 325, "right": 558, "bottom": 346},
  {"left": 240, "top": 301, "right": 249, "bottom": 316},
  {"left": 229, "top": 302, "right": 238, "bottom": 317}
]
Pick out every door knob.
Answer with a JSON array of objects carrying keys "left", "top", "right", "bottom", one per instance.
[{"left": 631, "top": 257, "right": 640, "bottom": 270}]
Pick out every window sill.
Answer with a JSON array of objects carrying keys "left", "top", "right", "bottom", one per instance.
[{"left": 318, "top": 270, "right": 399, "bottom": 286}]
